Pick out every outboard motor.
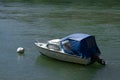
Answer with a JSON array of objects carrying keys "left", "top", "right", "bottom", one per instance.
[{"left": 91, "top": 55, "right": 105, "bottom": 65}]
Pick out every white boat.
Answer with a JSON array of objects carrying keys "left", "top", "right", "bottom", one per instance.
[{"left": 35, "top": 33, "right": 105, "bottom": 65}]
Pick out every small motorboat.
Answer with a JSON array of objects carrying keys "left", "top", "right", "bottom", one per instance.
[{"left": 35, "top": 33, "right": 105, "bottom": 65}]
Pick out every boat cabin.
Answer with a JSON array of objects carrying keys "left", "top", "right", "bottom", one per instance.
[{"left": 46, "top": 33, "right": 101, "bottom": 59}]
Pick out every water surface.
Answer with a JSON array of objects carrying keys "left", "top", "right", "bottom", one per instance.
[{"left": 0, "top": 0, "right": 120, "bottom": 80}]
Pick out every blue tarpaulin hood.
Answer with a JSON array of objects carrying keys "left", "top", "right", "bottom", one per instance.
[
  {"left": 61, "top": 33, "right": 90, "bottom": 41},
  {"left": 60, "top": 33, "right": 101, "bottom": 58}
]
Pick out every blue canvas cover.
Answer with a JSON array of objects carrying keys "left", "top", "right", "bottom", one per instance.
[{"left": 60, "top": 33, "right": 101, "bottom": 58}]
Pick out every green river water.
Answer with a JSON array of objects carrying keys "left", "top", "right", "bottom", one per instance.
[{"left": 0, "top": 0, "right": 120, "bottom": 80}]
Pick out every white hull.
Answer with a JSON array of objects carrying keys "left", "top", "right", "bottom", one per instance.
[{"left": 35, "top": 42, "right": 91, "bottom": 65}]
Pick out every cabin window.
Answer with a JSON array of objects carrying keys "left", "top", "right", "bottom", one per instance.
[{"left": 47, "top": 44, "right": 60, "bottom": 51}]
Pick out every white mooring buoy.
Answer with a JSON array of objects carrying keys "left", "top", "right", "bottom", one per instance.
[{"left": 17, "top": 47, "right": 25, "bottom": 53}]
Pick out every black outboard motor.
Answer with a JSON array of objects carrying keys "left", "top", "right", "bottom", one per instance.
[{"left": 91, "top": 55, "right": 105, "bottom": 65}]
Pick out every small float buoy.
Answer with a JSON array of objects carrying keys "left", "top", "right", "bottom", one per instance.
[{"left": 17, "top": 47, "right": 25, "bottom": 54}]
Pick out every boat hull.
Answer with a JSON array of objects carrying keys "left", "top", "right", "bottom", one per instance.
[{"left": 35, "top": 43, "right": 91, "bottom": 65}]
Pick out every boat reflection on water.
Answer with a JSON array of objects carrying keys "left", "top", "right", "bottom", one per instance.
[{"left": 36, "top": 54, "right": 105, "bottom": 80}]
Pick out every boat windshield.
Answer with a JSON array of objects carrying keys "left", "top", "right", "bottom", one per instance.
[
  {"left": 47, "top": 39, "right": 61, "bottom": 51},
  {"left": 47, "top": 44, "right": 60, "bottom": 51}
]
